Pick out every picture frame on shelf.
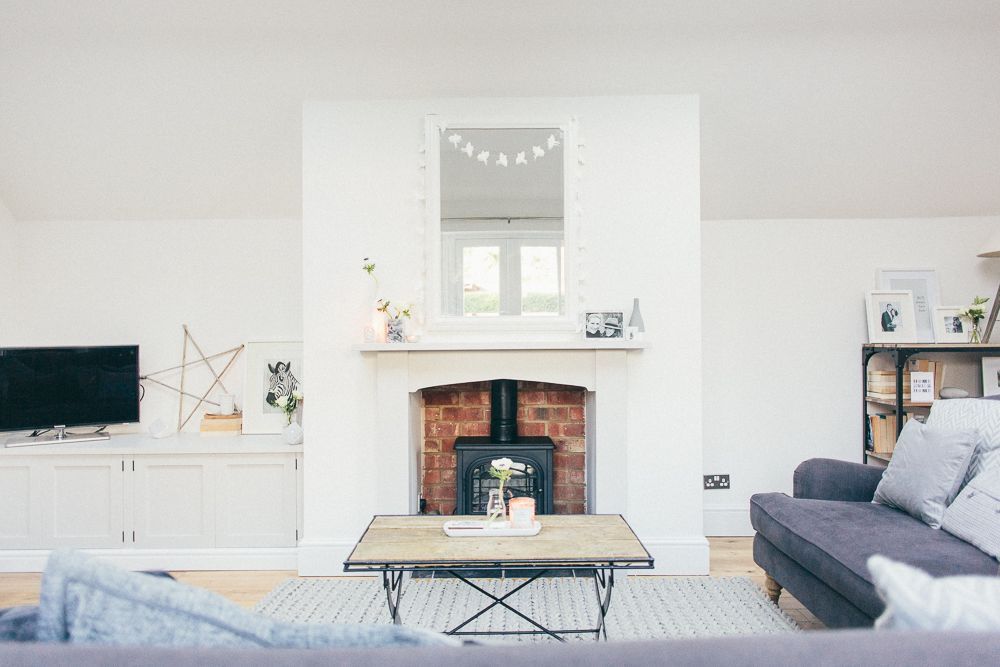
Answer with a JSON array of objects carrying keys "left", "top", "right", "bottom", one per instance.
[
  {"left": 866, "top": 290, "right": 918, "bottom": 343},
  {"left": 242, "top": 341, "right": 304, "bottom": 434},
  {"left": 981, "top": 357, "right": 1000, "bottom": 397},
  {"left": 932, "top": 306, "right": 969, "bottom": 344},
  {"left": 876, "top": 269, "right": 941, "bottom": 343},
  {"left": 583, "top": 311, "right": 624, "bottom": 339}
]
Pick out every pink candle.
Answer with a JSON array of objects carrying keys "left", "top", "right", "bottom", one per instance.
[{"left": 508, "top": 497, "right": 536, "bottom": 529}]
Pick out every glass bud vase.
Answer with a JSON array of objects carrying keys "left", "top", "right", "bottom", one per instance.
[
  {"left": 385, "top": 316, "right": 406, "bottom": 343},
  {"left": 486, "top": 488, "right": 506, "bottom": 525},
  {"left": 970, "top": 322, "right": 983, "bottom": 344}
]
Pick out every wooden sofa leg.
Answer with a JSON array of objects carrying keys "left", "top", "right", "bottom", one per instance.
[{"left": 763, "top": 573, "right": 782, "bottom": 604}]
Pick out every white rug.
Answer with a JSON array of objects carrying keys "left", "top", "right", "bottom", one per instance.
[{"left": 255, "top": 575, "right": 799, "bottom": 642}]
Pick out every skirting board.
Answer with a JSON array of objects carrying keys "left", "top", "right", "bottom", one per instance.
[
  {"left": 703, "top": 506, "right": 753, "bottom": 537},
  {"left": 297, "top": 536, "right": 710, "bottom": 576},
  {"left": 0, "top": 547, "right": 299, "bottom": 573}
]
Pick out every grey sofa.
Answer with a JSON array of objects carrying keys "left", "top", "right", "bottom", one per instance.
[
  {"left": 751, "top": 458, "right": 1000, "bottom": 628},
  {"left": 3, "top": 630, "right": 1000, "bottom": 666}
]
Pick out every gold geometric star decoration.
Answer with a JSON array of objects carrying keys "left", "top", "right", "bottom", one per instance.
[{"left": 139, "top": 324, "right": 244, "bottom": 431}]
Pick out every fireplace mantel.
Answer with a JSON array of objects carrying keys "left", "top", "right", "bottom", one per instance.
[{"left": 353, "top": 340, "right": 648, "bottom": 352}]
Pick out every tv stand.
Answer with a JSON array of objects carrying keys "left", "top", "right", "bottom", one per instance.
[{"left": 5, "top": 426, "right": 111, "bottom": 448}]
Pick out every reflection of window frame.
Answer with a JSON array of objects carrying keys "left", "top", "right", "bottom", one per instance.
[
  {"left": 425, "top": 116, "right": 580, "bottom": 333},
  {"left": 442, "top": 228, "right": 564, "bottom": 317}
]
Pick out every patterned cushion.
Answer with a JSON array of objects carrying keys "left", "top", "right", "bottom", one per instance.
[
  {"left": 926, "top": 399, "right": 1000, "bottom": 482},
  {"left": 872, "top": 419, "right": 977, "bottom": 528},
  {"left": 869, "top": 555, "right": 1000, "bottom": 630},
  {"left": 941, "top": 466, "right": 1000, "bottom": 559}
]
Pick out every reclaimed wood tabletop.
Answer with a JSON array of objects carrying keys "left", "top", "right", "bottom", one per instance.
[{"left": 344, "top": 514, "right": 652, "bottom": 570}]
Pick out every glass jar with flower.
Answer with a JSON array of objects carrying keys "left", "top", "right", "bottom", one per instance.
[
  {"left": 960, "top": 296, "right": 991, "bottom": 343},
  {"left": 362, "top": 258, "right": 413, "bottom": 343},
  {"left": 486, "top": 457, "right": 514, "bottom": 525}
]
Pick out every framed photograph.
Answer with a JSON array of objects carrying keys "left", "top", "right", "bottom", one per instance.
[
  {"left": 932, "top": 306, "right": 968, "bottom": 344},
  {"left": 583, "top": 311, "right": 624, "bottom": 339},
  {"left": 876, "top": 269, "right": 940, "bottom": 343},
  {"left": 865, "top": 290, "right": 917, "bottom": 343},
  {"left": 242, "top": 341, "right": 303, "bottom": 434},
  {"left": 982, "top": 357, "right": 1000, "bottom": 397}
]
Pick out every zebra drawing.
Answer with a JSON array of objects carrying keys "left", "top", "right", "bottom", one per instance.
[{"left": 265, "top": 361, "right": 299, "bottom": 408}]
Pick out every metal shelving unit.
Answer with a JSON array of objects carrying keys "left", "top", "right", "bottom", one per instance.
[{"left": 862, "top": 343, "right": 1000, "bottom": 464}]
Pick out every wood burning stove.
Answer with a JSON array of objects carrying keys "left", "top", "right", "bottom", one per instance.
[{"left": 455, "top": 379, "right": 555, "bottom": 514}]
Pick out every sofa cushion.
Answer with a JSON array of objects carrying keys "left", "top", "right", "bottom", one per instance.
[
  {"left": 869, "top": 555, "right": 1000, "bottom": 630},
  {"left": 750, "top": 493, "right": 999, "bottom": 619},
  {"left": 871, "top": 419, "right": 977, "bottom": 528},
  {"left": 926, "top": 398, "right": 1000, "bottom": 482},
  {"left": 941, "top": 466, "right": 1000, "bottom": 559},
  {"left": 36, "top": 550, "right": 457, "bottom": 648}
]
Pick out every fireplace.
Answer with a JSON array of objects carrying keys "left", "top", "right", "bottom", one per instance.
[{"left": 454, "top": 380, "right": 555, "bottom": 514}]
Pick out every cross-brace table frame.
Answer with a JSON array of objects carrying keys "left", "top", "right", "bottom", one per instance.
[{"left": 344, "top": 515, "right": 653, "bottom": 642}]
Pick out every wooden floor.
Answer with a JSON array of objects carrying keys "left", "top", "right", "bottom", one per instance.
[{"left": 0, "top": 537, "right": 823, "bottom": 629}]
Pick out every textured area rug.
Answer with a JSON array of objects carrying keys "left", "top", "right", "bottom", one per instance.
[{"left": 255, "top": 576, "right": 798, "bottom": 642}]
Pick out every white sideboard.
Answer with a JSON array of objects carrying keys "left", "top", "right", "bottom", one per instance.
[{"left": 0, "top": 434, "right": 302, "bottom": 571}]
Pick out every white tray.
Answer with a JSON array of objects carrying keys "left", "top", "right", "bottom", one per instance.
[{"left": 442, "top": 520, "right": 542, "bottom": 537}]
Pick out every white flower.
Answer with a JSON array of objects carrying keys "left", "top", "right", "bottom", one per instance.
[
  {"left": 275, "top": 396, "right": 290, "bottom": 408},
  {"left": 291, "top": 390, "right": 303, "bottom": 400},
  {"left": 492, "top": 458, "right": 513, "bottom": 471}
]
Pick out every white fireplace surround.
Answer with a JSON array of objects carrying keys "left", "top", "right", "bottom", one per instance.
[
  {"left": 367, "top": 344, "right": 637, "bottom": 517},
  {"left": 298, "top": 343, "right": 709, "bottom": 576}
]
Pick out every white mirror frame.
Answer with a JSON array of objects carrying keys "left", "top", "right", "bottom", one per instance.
[{"left": 423, "top": 115, "right": 581, "bottom": 334}]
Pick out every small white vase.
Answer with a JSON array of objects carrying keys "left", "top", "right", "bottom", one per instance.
[{"left": 282, "top": 421, "right": 304, "bottom": 445}]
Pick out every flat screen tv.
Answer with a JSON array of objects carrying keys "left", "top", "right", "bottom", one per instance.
[{"left": 0, "top": 345, "right": 140, "bottom": 446}]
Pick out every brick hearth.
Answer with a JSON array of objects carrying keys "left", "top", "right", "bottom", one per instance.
[{"left": 421, "top": 380, "right": 586, "bottom": 515}]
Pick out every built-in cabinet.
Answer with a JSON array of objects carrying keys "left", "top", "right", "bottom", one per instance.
[{"left": 0, "top": 435, "right": 302, "bottom": 552}]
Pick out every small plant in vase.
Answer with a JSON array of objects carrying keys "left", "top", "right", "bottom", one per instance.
[
  {"left": 362, "top": 257, "right": 412, "bottom": 343},
  {"left": 486, "top": 457, "right": 514, "bottom": 524},
  {"left": 959, "top": 296, "right": 991, "bottom": 343}
]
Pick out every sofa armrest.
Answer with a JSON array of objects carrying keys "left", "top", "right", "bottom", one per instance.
[{"left": 793, "top": 458, "right": 884, "bottom": 501}]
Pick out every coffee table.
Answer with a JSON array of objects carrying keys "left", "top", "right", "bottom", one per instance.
[{"left": 343, "top": 514, "right": 653, "bottom": 641}]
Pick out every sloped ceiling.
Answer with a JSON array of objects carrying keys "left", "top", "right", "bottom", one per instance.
[{"left": 0, "top": 0, "right": 998, "bottom": 222}]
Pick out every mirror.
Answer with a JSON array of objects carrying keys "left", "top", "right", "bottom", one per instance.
[{"left": 439, "top": 127, "right": 565, "bottom": 318}]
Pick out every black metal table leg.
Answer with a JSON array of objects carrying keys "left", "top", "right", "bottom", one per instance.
[
  {"left": 591, "top": 567, "right": 615, "bottom": 641},
  {"left": 446, "top": 570, "right": 568, "bottom": 642},
  {"left": 382, "top": 570, "right": 405, "bottom": 624}
]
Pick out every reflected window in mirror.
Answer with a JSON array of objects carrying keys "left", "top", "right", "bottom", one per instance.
[{"left": 439, "top": 127, "right": 566, "bottom": 318}]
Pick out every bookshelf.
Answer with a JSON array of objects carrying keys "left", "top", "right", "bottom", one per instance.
[{"left": 862, "top": 343, "right": 1000, "bottom": 464}]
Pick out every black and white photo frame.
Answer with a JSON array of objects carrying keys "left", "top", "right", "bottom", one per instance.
[
  {"left": 866, "top": 290, "right": 917, "bottom": 344},
  {"left": 583, "top": 311, "right": 624, "bottom": 339},
  {"left": 932, "top": 306, "right": 968, "bottom": 344}
]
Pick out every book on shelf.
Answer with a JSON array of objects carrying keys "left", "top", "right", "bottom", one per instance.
[{"left": 868, "top": 412, "right": 911, "bottom": 454}]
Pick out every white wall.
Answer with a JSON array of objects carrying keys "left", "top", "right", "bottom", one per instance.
[
  {"left": 702, "top": 216, "right": 1000, "bottom": 534},
  {"left": 0, "top": 219, "right": 303, "bottom": 433},
  {"left": 302, "top": 95, "right": 704, "bottom": 573},
  {"left": 0, "top": 199, "right": 18, "bottom": 322}
]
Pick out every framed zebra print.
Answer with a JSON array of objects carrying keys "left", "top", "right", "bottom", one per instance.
[{"left": 242, "top": 341, "right": 304, "bottom": 434}]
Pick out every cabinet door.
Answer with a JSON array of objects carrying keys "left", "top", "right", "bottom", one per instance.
[
  {"left": 0, "top": 458, "right": 46, "bottom": 548},
  {"left": 132, "top": 457, "right": 215, "bottom": 548},
  {"left": 40, "top": 456, "right": 125, "bottom": 549},
  {"left": 215, "top": 455, "right": 297, "bottom": 548}
]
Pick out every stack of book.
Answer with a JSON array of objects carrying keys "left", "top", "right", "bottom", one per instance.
[
  {"left": 199, "top": 412, "right": 242, "bottom": 436},
  {"left": 868, "top": 413, "right": 911, "bottom": 454},
  {"left": 866, "top": 360, "right": 945, "bottom": 404},
  {"left": 866, "top": 369, "right": 911, "bottom": 402}
]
